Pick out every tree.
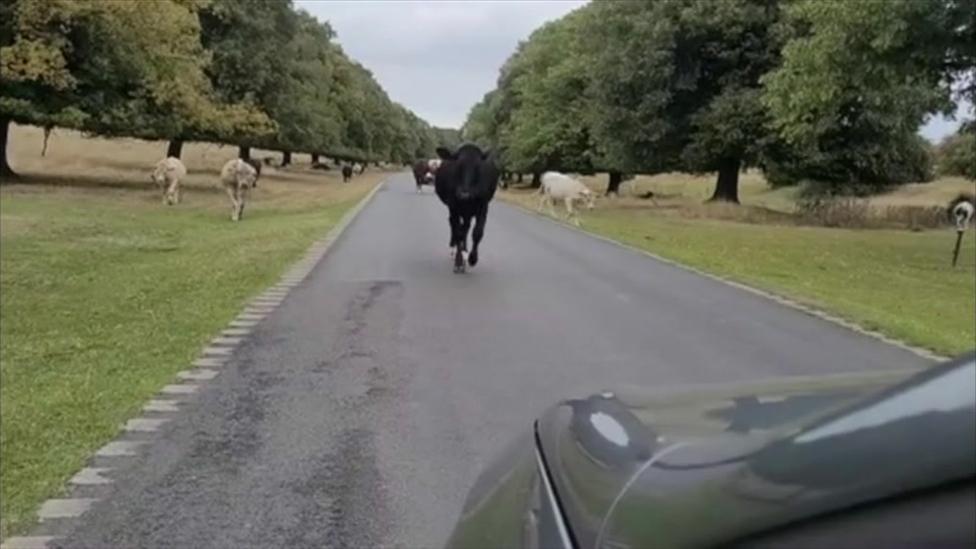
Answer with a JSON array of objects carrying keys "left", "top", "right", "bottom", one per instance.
[
  {"left": 190, "top": 0, "right": 297, "bottom": 159},
  {"left": 763, "top": 0, "right": 973, "bottom": 191},
  {"left": 432, "top": 127, "right": 462, "bottom": 150},
  {"left": 263, "top": 10, "right": 342, "bottom": 161},
  {"left": 0, "top": 0, "right": 247, "bottom": 176},
  {"left": 586, "top": 0, "right": 784, "bottom": 202},
  {"left": 1, "top": 0, "right": 434, "bottom": 175},
  {"left": 501, "top": 9, "right": 603, "bottom": 182},
  {"left": 936, "top": 128, "right": 976, "bottom": 180}
]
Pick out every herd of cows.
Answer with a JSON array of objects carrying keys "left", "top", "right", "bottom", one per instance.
[
  {"left": 151, "top": 156, "right": 263, "bottom": 221},
  {"left": 149, "top": 155, "right": 372, "bottom": 222},
  {"left": 148, "top": 143, "right": 598, "bottom": 273}
]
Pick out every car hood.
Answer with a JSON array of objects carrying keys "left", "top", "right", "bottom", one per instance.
[{"left": 536, "top": 360, "right": 976, "bottom": 548}]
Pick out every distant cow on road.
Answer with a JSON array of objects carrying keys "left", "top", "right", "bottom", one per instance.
[
  {"left": 434, "top": 144, "right": 499, "bottom": 273},
  {"left": 412, "top": 158, "right": 441, "bottom": 192},
  {"left": 412, "top": 160, "right": 429, "bottom": 192}
]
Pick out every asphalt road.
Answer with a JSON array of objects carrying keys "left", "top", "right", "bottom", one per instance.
[{"left": 58, "top": 174, "right": 931, "bottom": 548}]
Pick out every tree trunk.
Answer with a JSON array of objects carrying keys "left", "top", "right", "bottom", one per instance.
[
  {"left": 239, "top": 146, "right": 251, "bottom": 160},
  {"left": 709, "top": 157, "right": 741, "bottom": 203},
  {"left": 281, "top": 150, "right": 291, "bottom": 166},
  {"left": 516, "top": 173, "right": 523, "bottom": 184},
  {"left": 311, "top": 153, "right": 319, "bottom": 163},
  {"left": 0, "top": 116, "right": 15, "bottom": 180},
  {"left": 606, "top": 171, "right": 623, "bottom": 196},
  {"left": 166, "top": 139, "right": 184, "bottom": 159},
  {"left": 41, "top": 126, "right": 53, "bottom": 156},
  {"left": 530, "top": 172, "right": 542, "bottom": 188}
]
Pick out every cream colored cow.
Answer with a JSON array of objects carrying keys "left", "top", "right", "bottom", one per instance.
[
  {"left": 219, "top": 159, "right": 260, "bottom": 221},
  {"left": 150, "top": 157, "right": 187, "bottom": 205}
]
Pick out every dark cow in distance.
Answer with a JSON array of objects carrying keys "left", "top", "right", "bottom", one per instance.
[
  {"left": 412, "top": 159, "right": 431, "bottom": 192},
  {"left": 341, "top": 164, "right": 353, "bottom": 182},
  {"left": 434, "top": 144, "right": 499, "bottom": 273},
  {"left": 412, "top": 158, "right": 441, "bottom": 193}
]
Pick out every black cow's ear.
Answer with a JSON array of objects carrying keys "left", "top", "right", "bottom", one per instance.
[{"left": 436, "top": 147, "right": 455, "bottom": 160}]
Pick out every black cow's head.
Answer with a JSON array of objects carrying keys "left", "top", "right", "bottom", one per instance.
[{"left": 436, "top": 144, "right": 497, "bottom": 201}]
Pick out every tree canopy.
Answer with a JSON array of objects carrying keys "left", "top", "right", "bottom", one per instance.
[
  {"left": 463, "top": 0, "right": 973, "bottom": 200},
  {"left": 1, "top": 0, "right": 444, "bottom": 177}
]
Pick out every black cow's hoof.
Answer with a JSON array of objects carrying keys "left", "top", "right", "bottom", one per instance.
[
  {"left": 453, "top": 263, "right": 465, "bottom": 274},
  {"left": 468, "top": 251, "right": 479, "bottom": 267}
]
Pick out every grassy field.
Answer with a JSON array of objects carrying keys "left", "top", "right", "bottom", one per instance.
[
  {"left": 0, "top": 125, "right": 383, "bottom": 537},
  {"left": 505, "top": 176, "right": 976, "bottom": 356},
  {"left": 580, "top": 171, "right": 976, "bottom": 213}
]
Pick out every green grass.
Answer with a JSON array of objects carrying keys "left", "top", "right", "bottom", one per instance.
[
  {"left": 505, "top": 190, "right": 975, "bottom": 356},
  {"left": 584, "top": 210, "right": 975, "bottom": 355},
  {"left": 0, "top": 179, "right": 374, "bottom": 537}
]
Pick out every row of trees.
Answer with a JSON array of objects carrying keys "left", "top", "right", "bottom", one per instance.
[
  {"left": 464, "top": 0, "right": 975, "bottom": 201},
  {"left": 0, "top": 0, "right": 444, "bottom": 178}
]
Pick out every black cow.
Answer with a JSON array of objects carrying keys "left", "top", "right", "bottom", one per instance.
[
  {"left": 341, "top": 164, "right": 353, "bottom": 182},
  {"left": 434, "top": 144, "right": 499, "bottom": 273}
]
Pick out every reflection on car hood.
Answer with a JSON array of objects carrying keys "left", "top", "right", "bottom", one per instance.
[{"left": 536, "top": 359, "right": 976, "bottom": 549}]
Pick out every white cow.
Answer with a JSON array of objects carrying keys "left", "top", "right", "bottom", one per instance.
[
  {"left": 425, "top": 158, "right": 441, "bottom": 185},
  {"left": 150, "top": 157, "right": 187, "bottom": 205},
  {"left": 220, "top": 158, "right": 260, "bottom": 221},
  {"left": 537, "top": 171, "right": 596, "bottom": 226}
]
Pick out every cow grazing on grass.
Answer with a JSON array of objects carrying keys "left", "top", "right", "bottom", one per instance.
[
  {"left": 434, "top": 144, "right": 499, "bottom": 273},
  {"left": 342, "top": 164, "right": 353, "bottom": 182},
  {"left": 537, "top": 171, "right": 596, "bottom": 226},
  {"left": 220, "top": 158, "right": 260, "bottom": 221},
  {"left": 151, "top": 157, "right": 187, "bottom": 205}
]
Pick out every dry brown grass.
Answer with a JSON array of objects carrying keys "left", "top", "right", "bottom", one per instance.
[
  {"left": 870, "top": 177, "right": 976, "bottom": 207},
  {"left": 4, "top": 124, "right": 386, "bottom": 212},
  {"left": 512, "top": 168, "right": 973, "bottom": 230}
]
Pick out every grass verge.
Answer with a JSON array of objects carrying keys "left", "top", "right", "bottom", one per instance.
[
  {"left": 1, "top": 126, "right": 382, "bottom": 537},
  {"left": 503, "top": 190, "right": 975, "bottom": 357}
]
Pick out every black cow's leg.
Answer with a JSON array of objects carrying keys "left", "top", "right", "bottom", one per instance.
[
  {"left": 453, "top": 213, "right": 465, "bottom": 273},
  {"left": 448, "top": 210, "right": 460, "bottom": 249},
  {"left": 468, "top": 204, "right": 488, "bottom": 267},
  {"left": 454, "top": 214, "right": 473, "bottom": 273}
]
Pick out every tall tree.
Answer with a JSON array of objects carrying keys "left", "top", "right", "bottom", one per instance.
[
  {"left": 501, "top": 8, "right": 602, "bottom": 180},
  {"left": 763, "top": 0, "right": 974, "bottom": 191},
  {"left": 264, "top": 10, "right": 342, "bottom": 160},
  {"left": 586, "top": 0, "right": 784, "bottom": 202},
  {"left": 0, "top": 0, "right": 245, "bottom": 176},
  {"left": 189, "top": 0, "right": 297, "bottom": 158}
]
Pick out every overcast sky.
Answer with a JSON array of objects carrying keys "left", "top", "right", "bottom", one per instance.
[{"left": 296, "top": 0, "right": 966, "bottom": 141}]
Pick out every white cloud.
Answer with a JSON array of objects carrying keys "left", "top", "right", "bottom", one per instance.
[{"left": 296, "top": 0, "right": 587, "bottom": 128}]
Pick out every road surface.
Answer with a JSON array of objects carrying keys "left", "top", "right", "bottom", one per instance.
[{"left": 56, "top": 174, "right": 930, "bottom": 548}]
